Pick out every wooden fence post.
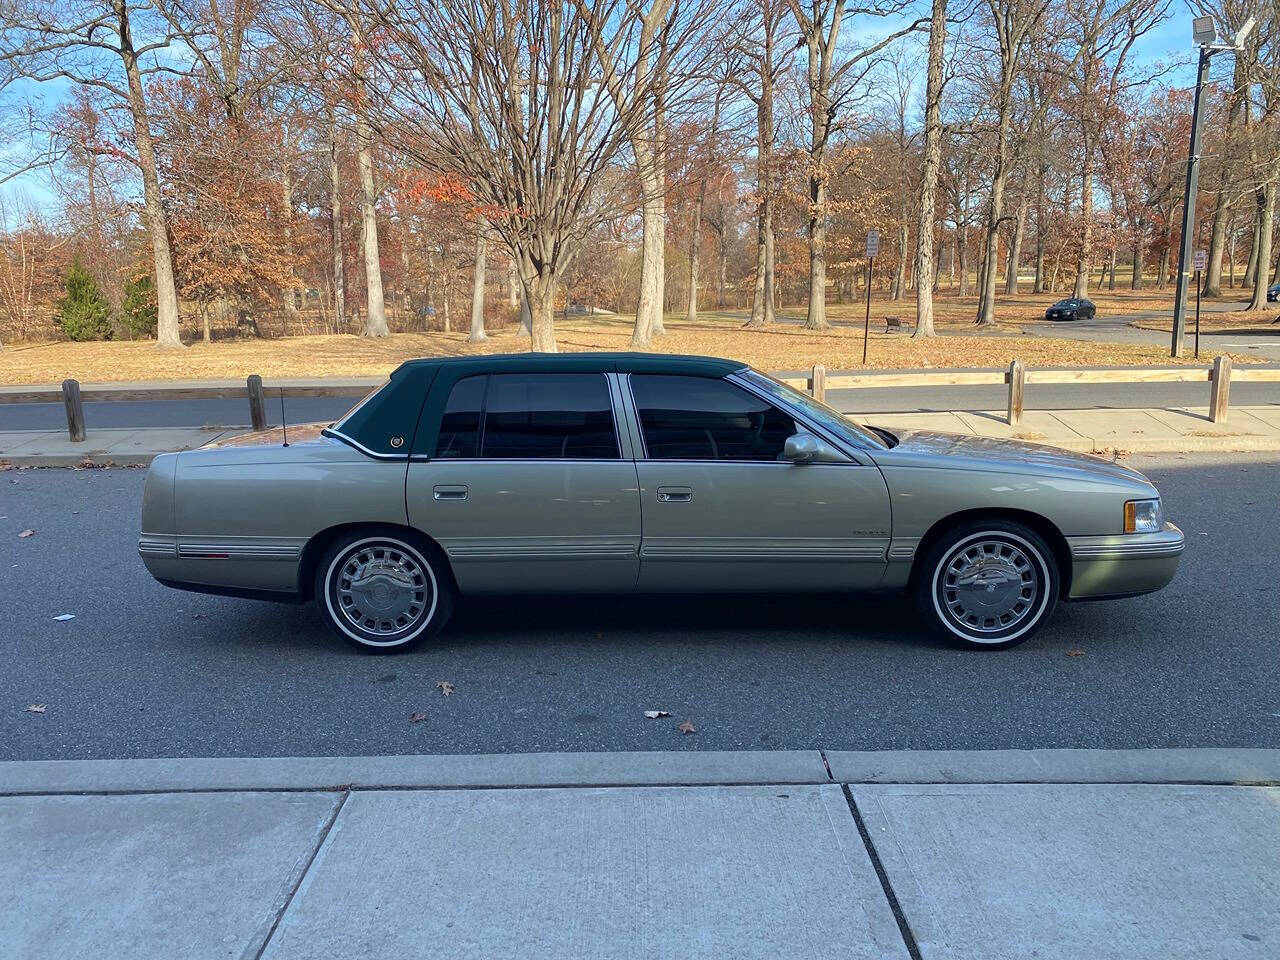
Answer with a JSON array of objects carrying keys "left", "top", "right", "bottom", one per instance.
[
  {"left": 810, "top": 364, "right": 827, "bottom": 403},
  {"left": 1006, "top": 360, "right": 1025, "bottom": 426},
  {"left": 1209, "top": 355, "right": 1231, "bottom": 423},
  {"left": 247, "top": 374, "right": 268, "bottom": 431},
  {"left": 61, "top": 379, "right": 86, "bottom": 442}
]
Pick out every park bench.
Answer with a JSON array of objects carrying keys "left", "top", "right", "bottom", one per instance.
[{"left": 884, "top": 316, "right": 914, "bottom": 334}]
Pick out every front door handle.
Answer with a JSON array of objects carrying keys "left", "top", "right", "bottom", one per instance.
[
  {"left": 656, "top": 486, "right": 693, "bottom": 503},
  {"left": 433, "top": 484, "right": 469, "bottom": 501}
]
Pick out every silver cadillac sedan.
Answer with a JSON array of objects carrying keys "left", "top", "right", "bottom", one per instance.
[{"left": 139, "top": 353, "right": 1183, "bottom": 652}]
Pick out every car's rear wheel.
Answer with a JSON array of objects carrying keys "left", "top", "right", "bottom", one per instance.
[
  {"left": 914, "top": 521, "right": 1059, "bottom": 650},
  {"left": 314, "top": 530, "right": 453, "bottom": 653}
]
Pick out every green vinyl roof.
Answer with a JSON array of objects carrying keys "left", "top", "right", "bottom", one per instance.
[{"left": 391, "top": 352, "right": 746, "bottom": 379}]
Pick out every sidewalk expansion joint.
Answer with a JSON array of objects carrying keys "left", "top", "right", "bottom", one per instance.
[
  {"left": 819, "top": 749, "right": 834, "bottom": 780},
  {"left": 250, "top": 789, "right": 349, "bottom": 960},
  {"left": 842, "top": 783, "right": 923, "bottom": 960}
]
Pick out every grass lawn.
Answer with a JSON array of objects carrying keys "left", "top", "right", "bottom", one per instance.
[{"left": 0, "top": 311, "right": 1254, "bottom": 386}]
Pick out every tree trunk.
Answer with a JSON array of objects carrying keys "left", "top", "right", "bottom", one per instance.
[
  {"left": 117, "top": 0, "right": 182, "bottom": 349},
  {"left": 507, "top": 257, "right": 519, "bottom": 310},
  {"left": 747, "top": 38, "right": 775, "bottom": 329},
  {"left": 468, "top": 224, "right": 488, "bottom": 342},
  {"left": 356, "top": 109, "right": 388, "bottom": 337},
  {"left": 803, "top": 167, "right": 829, "bottom": 327},
  {"left": 441, "top": 241, "right": 451, "bottom": 332},
  {"left": 686, "top": 180, "right": 704, "bottom": 323},
  {"left": 633, "top": 159, "right": 665, "bottom": 346},
  {"left": 976, "top": 120, "right": 1011, "bottom": 325},
  {"left": 1247, "top": 181, "right": 1277, "bottom": 311},
  {"left": 1004, "top": 191, "right": 1028, "bottom": 295},
  {"left": 280, "top": 172, "right": 298, "bottom": 324},
  {"left": 1073, "top": 146, "right": 1094, "bottom": 299},
  {"left": 1131, "top": 225, "right": 1144, "bottom": 289},
  {"left": 1243, "top": 214, "right": 1260, "bottom": 289},
  {"left": 522, "top": 263, "right": 558, "bottom": 352},
  {"left": 893, "top": 220, "right": 907, "bottom": 301},
  {"left": 328, "top": 107, "right": 345, "bottom": 333},
  {"left": 1107, "top": 245, "right": 1116, "bottom": 290}
]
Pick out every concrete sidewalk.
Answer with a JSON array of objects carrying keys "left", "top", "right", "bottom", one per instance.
[
  {"left": 3, "top": 749, "right": 1278, "bottom": 959},
  {"left": 3, "top": 404, "right": 1280, "bottom": 465}
]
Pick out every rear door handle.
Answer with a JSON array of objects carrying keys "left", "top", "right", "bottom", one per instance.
[
  {"left": 656, "top": 486, "right": 693, "bottom": 503},
  {"left": 433, "top": 484, "right": 469, "bottom": 501}
]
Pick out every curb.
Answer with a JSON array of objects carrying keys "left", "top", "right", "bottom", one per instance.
[
  {"left": 825, "top": 748, "right": 1280, "bottom": 785},
  {"left": 0, "top": 750, "right": 829, "bottom": 795},
  {"left": 3, "top": 748, "right": 1278, "bottom": 795}
]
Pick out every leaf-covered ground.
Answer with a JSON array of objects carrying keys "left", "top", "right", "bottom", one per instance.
[{"left": 0, "top": 313, "right": 1254, "bottom": 385}]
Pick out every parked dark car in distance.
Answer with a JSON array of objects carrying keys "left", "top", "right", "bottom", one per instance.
[
  {"left": 1267, "top": 283, "right": 1279, "bottom": 303},
  {"left": 1045, "top": 298, "right": 1096, "bottom": 321}
]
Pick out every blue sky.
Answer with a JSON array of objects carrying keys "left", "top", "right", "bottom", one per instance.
[{"left": 1, "top": 8, "right": 1205, "bottom": 217}]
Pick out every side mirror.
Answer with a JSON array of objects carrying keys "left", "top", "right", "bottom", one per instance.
[{"left": 783, "top": 433, "right": 820, "bottom": 463}]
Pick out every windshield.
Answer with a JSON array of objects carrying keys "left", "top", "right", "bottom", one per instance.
[
  {"left": 738, "top": 368, "right": 888, "bottom": 450},
  {"left": 1053, "top": 300, "right": 1076, "bottom": 307}
]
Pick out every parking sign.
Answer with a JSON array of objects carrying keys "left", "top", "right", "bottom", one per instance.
[
  {"left": 1194, "top": 249, "right": 1207, "bottom": 272},
  {"left": 866, "top": 230, "right": 880, "bottom": 258}
]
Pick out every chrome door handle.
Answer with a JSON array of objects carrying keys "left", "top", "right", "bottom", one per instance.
[
  {"left": 656, "top": 486, "right": 693, "bottom": 503},
  {"left": 433, "top": 485, "right": 469, "bottom": 501}
]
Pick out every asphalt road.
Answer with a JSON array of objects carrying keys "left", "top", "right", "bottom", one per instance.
[
  {"left": 3, "top": 453, "right": 1278, "bottom": 761},
  {"left": 4, "top": 381, "right": 1280, "bottom": 432}
]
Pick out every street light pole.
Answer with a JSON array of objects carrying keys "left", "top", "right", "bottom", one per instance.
[
  {"left": 1170, "top": 15, "right": 1256, "bottom": 358},
  {"left": 1170, "top": 47, "right": 1211, "bottom": 358}
]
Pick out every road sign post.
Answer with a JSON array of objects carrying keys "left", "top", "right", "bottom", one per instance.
[
  {"left": 862, "top": 230, "right": 879, "bottom": 365},
  {"left": 1194, "top": 249, "right": 1207, "bottom": 359}
]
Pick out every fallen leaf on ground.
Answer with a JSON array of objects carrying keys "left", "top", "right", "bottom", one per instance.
[
  {"left": 1066, "top": 649, "right": 1085, "bottom": 657},
  {"left": 436, "top": 680, "right": 455, "bottom": 696},
  {"left": 678, "top": 720, "right": 697, "bottom": 735},
  {"left": 52, "top": 614, "right": 75, "bottom": 622},
  {"left": 408, "top": 711, "right": 429, "bottom": 724},
  {"left": 643, "top": 710, "right": 671, "bottom": 719},
  {"left": 26, "top": 704, "right": 47, "bottom": 714},
  {"left": 18, "top": 529, "right": 34, "bottom": 538}
]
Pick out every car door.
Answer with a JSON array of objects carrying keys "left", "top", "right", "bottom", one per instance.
[
  {"left": 406, "top": 371, "right": 641, "bottom": 594},
  {"left": 626, "top": 373, "right": 892, "bottom": 593}
]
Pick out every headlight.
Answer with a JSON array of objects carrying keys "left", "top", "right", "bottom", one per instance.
[{"left": 1124, "top": 498, "right": 1162, "bottom": 533}]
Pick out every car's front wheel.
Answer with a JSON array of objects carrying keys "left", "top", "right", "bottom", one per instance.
[
  {"left": 314, "top": 530, "right": 454, "bottom": 653},
  {"left": 914, "top": 521, "right": 1059, "bottom": 650}
]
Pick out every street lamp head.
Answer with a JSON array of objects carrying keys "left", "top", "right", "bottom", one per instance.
[
  {"left": 1192, "top": 16, "right": 1218, "bottom": 46},
  {"left": 1234, "top": 16, "right": 1257, "bottom": 49}
]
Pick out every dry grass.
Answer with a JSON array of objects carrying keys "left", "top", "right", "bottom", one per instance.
[{"left": 0, "top": 312, "right": 1254, "bottom": 386}]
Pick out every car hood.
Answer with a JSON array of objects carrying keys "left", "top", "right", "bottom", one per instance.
[{"left": 869, "top": 429, "right": 1154, "bottom": 488}]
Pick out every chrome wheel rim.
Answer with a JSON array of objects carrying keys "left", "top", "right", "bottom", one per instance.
[
  {"left": 937, "top": 537, "right": 1042, "bottom": 637},
  {"left": 329, "top": 540, "right": 434, "bottom": 642}
]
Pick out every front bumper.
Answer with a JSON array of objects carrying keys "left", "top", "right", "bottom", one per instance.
[{"left": 1064, "top": 522, "right": 1184, "bottom": 600}]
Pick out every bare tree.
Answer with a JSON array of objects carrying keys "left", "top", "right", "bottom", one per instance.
[
  {"left": 361, "top": 0, "right": 664, "bottom": 352},
  {"left": 2, "top": 0, "right": 186, "bottom": 346},
  {"left": 788, "top": 0, "right": 923, "bottom": 328},
  {"left": 468, "top": 220, "right": 488, "bottom": 342},
  {"left": 579, "top": 0, "right": 720, "bottom": 346},
  {"left": 913, "top": 0, "right": 949, "bottom": 338}
]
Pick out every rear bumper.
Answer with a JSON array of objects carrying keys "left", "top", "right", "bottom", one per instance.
[
  {"left": 139, "top": 534, "right": 306, "bottom": 596},
  {"left": 1065, "top": 523, "right": 1184, "bottom": 600}
]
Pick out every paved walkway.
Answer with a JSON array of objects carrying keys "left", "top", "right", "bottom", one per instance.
[
  {"left": 3, "top": 749, "right": 1277, "bottom": 959},
  {"left": 4, "top": 403, "right": 1280, "bottom": 465}
]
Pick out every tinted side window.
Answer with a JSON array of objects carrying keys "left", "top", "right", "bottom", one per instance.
[
  {"left": 481, "top": 373, "right": 619, "bottom": 459},
  {"left": 631, "top": 374, "right": 798, "bottom": 461},
  {"left": 434, "top": 375, "right": 486, "bottom": 458}
]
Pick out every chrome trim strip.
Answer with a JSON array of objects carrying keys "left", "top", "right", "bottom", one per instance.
[
  {"left": 640, "top": 545, "right": 887, "bottom": 561},
  {"left": 321, "top": 427, "right": 408, "bottom": 461},
  {"left": 177, "top": 543, "right": 303, "bottom": 561},
  {"left": 1068, "top": 526, "right": 1185, "bottom": 562},
  {"left": 1070, "top": 541, "right": 1185, "bottom": 560},
  {"left": 445, "top": 542, "right": 639, "bottom": 561},
  {"left": 137, "top": 538, "right": 177, "bottom": 559}
]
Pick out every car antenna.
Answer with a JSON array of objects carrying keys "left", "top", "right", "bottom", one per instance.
[{"left": 279, "top": 388, "right": 289, "bottom": 447}]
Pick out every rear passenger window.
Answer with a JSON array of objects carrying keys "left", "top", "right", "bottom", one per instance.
[
  {"left": 630, "top": 374, "right": 798, "bottom": 461},
  {"left": 434, "top": 375, "right": 485, "bottom": 458},
  {"left": 433, "top": 373, "right": 619, "bottom": 460}
]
